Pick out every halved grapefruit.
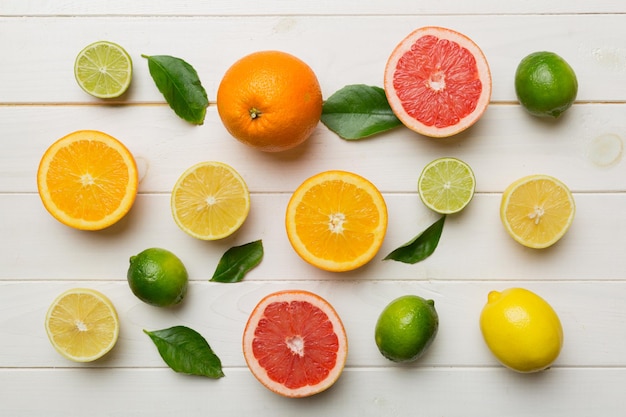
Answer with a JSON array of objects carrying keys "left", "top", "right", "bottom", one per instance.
[
  {"left": 384, "top": 26, "right": 492, "bottom": 138},
  {"left": 242, "top": 290, "right": 348, "bottom": 398}
]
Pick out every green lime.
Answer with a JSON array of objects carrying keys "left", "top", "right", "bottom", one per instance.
[
  {"left": 514, "top": 51, "right": 578, "bottom": 118},
  {"left": 418, "top": 157, "right": 476, "bottom": 214},
  {"left": 127, "top": 248, "right": 188, "bottom": 307},
  {"left": 74, "top": 40, "right": 133, "bottom": 99},
  {"left": 374, "top": 295, "right": 439, "bottom": 363}
]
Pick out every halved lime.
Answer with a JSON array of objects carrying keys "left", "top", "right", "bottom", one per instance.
[
  {"left": 74, "top": 41, "right": 133, "bottom": 99},
  {"left": 418, "top": 157, "right": 476, "bottom": 214}
]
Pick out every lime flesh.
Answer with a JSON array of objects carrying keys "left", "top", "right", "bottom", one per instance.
[
  {"left": 418, "top": 157, "right": 476, "bottom": 214},
  {"left": 74, "top": 41, "right": 133, "bottom": 98}
]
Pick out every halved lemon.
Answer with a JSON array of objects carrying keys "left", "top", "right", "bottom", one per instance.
[
  {"left": 74, "top": 40, "right": 133, "bottom": 99},
  {"left": 418, "top": 157, "right": 476, "bottom": 214},
  {"left": 285, "top": 170, "right": 388, "bottom": 272},
  {"left": 171, "top": 161, "right": 250, "bottom": 240},
  {"left": 45, "top": 288, "right": 120, "bottom": 362},
  {"left": 500, "top": 174, "right": 575, "bottom": 249}
]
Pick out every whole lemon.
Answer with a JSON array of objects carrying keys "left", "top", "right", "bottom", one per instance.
[
  {"left": 375, "top": 295, "right": 439, "bottom": 363},
  {"left": 514, "top": 51, "right": 578, "bottom": 118},
  {"left": 127, "top": 248, "right": 188, "bottom": 307},
  {"left": 480, "top": 288, "right": 563, "bottom": 373}
]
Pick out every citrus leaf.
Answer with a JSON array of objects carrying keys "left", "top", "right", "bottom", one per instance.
[
  {"left": 142, "top": 54, "right": 208, "bottom": 125},
  {"left": 210, "top": 240, "right": 263, "bottom": 283},
  {"left": 384, "top": 216, "right": 446, "bottom": 264},
  {"left": 144, "top": 326, "right": 224, "bottom": 378},
  {"left": 321, "top": 84, "right": 402, "bottom": 140}
]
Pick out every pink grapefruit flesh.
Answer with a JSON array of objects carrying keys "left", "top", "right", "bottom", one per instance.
[
  {"left": 242, "top": 290, "right": 348, "bottom": 398},
  {"left": 384, "top": 26, "right": 492, "bottom": 138}
]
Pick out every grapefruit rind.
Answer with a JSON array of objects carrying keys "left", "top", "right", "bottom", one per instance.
[
  {"left": 384, "top": 26, "right": 492, "bottom": 138},
  {"left": 242, "top": 290, "right": 348, "bottom": 398}
]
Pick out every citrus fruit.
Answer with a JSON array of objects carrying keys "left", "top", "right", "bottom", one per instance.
[
  {"left": 242, "top": 290, "right": 348, "bottom": 398},
  {"left": 37, "top": 130, "right": 138, "bottom": 231},
  {"left": 74, "top": 40, "right": 133, "bottom": 99},
  {"left": 127, "top": 248, "right": 188, "bottom": 307},
  {"left": 374, "top": 295, "right": 439, "bottom": 363},
  {"left": 285, "top": 170, "right": 388, "bottom": 272},
  {"left": 216, "top": 50, "right": 323, "bottom": 152},
  {"left": 480, "top": 287, "right": 563, "bottom": 373},
  {"left": 45, "top": 288, "right": 120, "bottom": 362},
  {"left": 171, "top": 161, "right": 250, "bottom": 240},
  {"left": 384, "top": 26, "right": 492, "bottom": 138},
  {"left": 500, "top": 174, "right": 575, "bottom": 249},
  {"left": 515, "top": 51, "right": 578, "bottom": 118},
  {"left": 418, "top": 157, "right": 476, "bottom": 214}
]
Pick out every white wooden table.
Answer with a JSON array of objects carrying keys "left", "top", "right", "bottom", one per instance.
[{"left": 1, "top": 2, "right": 625, "bottom": 415}]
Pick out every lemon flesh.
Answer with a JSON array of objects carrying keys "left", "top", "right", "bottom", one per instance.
[
  {"left": 418, "top": 157, "right": 476, "bottom": 214},
  {"left": 74, "top": 41, "right": 133, "bottom": 98},
  {"left": 480, "top": 287, "right": 563, "bottom": 373},
  {"left": 45, "top": 288, "right": 120, "bottom": 362}
]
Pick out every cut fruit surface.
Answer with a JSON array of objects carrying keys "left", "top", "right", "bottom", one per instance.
[
  {"left": 74, "top": 40, "right": 133, "bottom": 99},
  {"left": 171, "top": 161, "right": 250, "bottom": 240},
  {"left": 45, "top": 288, "right": 120, "bottom": 362},
  {"left": 500, "top": 175, "right": 575, "bottom": 249},
  {"left": 384, "top": 26, "right": 492, "bottom": 138},
  {"left": 242, "top": 290, "right": 348, "bottom": 398},
  {"left": 418, "top": 157, "right": 476, "bottom": 214},
  {"left": 285, "top": 170, "right": 388, "bottom": 272},
  {"left": 37, "top": 130, "right": 138, "bottom": 231}
]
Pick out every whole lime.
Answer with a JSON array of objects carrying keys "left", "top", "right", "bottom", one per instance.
[
  {"left": 480, "top": 288, "right": 563, "bottom": 373},
  {"left": 514, "top": 51, "right": 578, "bottom": 118},
  {"left": 374, "top": 295, "right": 439, "bottom": 363},
  {"left": 127, "top": 248, "right": 188, "bottom": 307}
]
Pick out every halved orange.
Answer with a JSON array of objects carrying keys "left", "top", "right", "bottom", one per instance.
[
  {"left": 242, "top": 290, "right": 348, "bottom": 398},
  {"left": 37, "top": 130, "right": 138, "bottom": 230},
  {"left": 285, "top": 170, "right": 388, "bottom": 272}
]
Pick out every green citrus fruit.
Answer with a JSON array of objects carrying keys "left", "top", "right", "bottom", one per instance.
[
  {"left": 74, "top": 40, "right": 133, "bottom": 99},
  {"left": 374, "top": 295, "right": 439, "bottom": 363},
  {"left": 480, "top": 288, "right": 563, "bottom": 373},
  {"left": 514, "top": 51, "right": 578, "bottom": 118},
  {"left": 418, "top": 157, "right": 476, "bottom": 215},
  {"left": 127, "top": 248, "right": 188, "bottom": 307}
]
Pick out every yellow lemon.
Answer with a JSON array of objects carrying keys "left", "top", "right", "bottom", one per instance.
[{"left": 479, "top": 288, "right": 563, "bottom": 373}]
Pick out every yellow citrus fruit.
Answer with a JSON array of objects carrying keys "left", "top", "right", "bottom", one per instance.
[
  {"left": 500, "top": 174, "right": 575, "bottom": 249},
  {"left": 242, "top": 290, "right": 348, "bottom": 398},
  {"left": 74, "top": 40, "right": 133, "bottom": 99},
  {"left": 127, "top": 248, "right": 189, "bottom": 307},
  {"left": 480, "top": 288, "right": 563, "bottom": 373},
  {"left": 375, "top": 295, "right": 439, "bottom": 363},
  {"left": 45, "top": 288, "right": 120, "bottom": 362},
  {"left": 171, "top": 161, "right": 250, "bottom": 240},
  {"left": 37, "top": 130, "right": 138, "bottom": 231},
  {"left": 418, "top": 157, "right": 476, "bottom": 214},
  {"left": 216, "top": 50, "right": 323, "bottom": 152},
  {"left": 285, "top": 170, "right": 388, "bottom": 272},
  {"left": 384, "top": 26, "right": 492, "bottom": 138}
]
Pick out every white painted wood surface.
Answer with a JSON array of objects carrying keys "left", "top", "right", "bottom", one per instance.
[{"left": 1, "top": 2, "right": 625, "bottom": 416}]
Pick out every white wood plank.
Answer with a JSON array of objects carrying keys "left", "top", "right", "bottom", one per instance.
[
  {"left": 2, "top": 0, "right": 625, "bottom": 16},
  {"left": 1, "top": 280, "right": 625, "bottom": 368},
  {"left": 1, "top": 15, "right": 626, "bottom": 103},
  {"left": 2, "top": 104, "right": 625, "bottom": 194},
  {"left": 1, "top": 368, "right": 624, "bottom": 416},
  {"left": 0, "top": 192, "right": 623, "bottom": 281}
]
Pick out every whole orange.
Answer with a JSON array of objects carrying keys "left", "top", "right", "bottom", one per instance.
[{"left": 216, "top": 51, "right": 323, "bottom": 152}]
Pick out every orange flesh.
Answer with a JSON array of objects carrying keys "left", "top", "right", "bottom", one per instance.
[
  {"left": 46, "top": 139, "right": 131, "bottom": 222},
  {"left": 393, "top": 35, "right": 483, "bottom": 128},
  {"left": 252, "top": 300, "right": 340, "bottom": 389}
]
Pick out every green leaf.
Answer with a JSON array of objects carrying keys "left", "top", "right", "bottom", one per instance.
[
  {"left": 144, "top": 326, "right": 224, "bottom": 378},
  {"left": 321, "top": 84, "right": 402, "bottom": 140},
  {"left": 210, "top": 240, "right": 263, "bottom": 283},
  {"left": 142, "top": 54, "right": 208, "bottom": 125},
  {"left": 384, "top": 216, "right": 446, "bottom": 264}
]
